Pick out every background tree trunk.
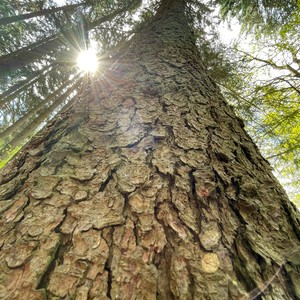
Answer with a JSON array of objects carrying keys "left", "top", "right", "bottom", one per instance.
[
  {"left": 1, "top": 0, "right": 300, "bottom": 299},
  {"left": 0, "top": 74, "right": 80, "bottom": 141},
  {"left": 0, "top": 2, "right": 85, "bottom": 26},
  {"left": 0, "top": 78, "right": 82, "bottom": 162},
  {"left": 0, "top": 63, "right": 54, "bottom": 105}
]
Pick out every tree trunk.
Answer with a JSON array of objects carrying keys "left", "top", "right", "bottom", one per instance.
[
  {"left": 0, "top": 34, "right": 61, "bottom": 76},
  {"left": 0, "top": 64, "right": 56, "bottom": 108},
  {"left": 1, "top": 0, "right": 300, "bottom": 299},
  {"left": 0, "top": 74, "right": 80, "bottom": 141},
  {"left": 0, "top": 78, "right": 82, "bottom": 162},
  {"left": 0, "top": 63, "right": 54, "bottom": 104},
  {"left": 0, "top": 2, "right": 85, "bottom": 26}
]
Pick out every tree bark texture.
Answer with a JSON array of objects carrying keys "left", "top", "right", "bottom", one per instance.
[{"left": 1, "top": 0, "right": 300, "bottom": 299}]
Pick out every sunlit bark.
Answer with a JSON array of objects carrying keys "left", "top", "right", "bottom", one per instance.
[{"left": 0, "top": 0, "right": 300, "bottom": 299}]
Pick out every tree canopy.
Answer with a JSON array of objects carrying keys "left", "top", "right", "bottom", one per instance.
[{"left": 215, "top": 4, "right": 300, "bottom": 203}]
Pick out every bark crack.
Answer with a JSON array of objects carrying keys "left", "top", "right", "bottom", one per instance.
[
  {"left": 189, "top": 168, "right": 202, "bottom": 227},
  {"left": 105, "top": 259, "right": 113, "bottom": 299},
  {"left": 111, "top": 131, "right": 148, "bottom": 150},
  {"left": 280, "top": 197, "right": 300, "bottom": 240},
  {"left": 0, "top": 173, "right": 28, "bottom": 201},
  {"left": 36, "top": 238, "right": 61, "bottom": 290},
  {"left": 99, "top": 171, "right": 115, "bottom": 192},
  {"left": 103, "top": 228, "right": 114, "bottom": 300},
  {"left": 228, "top": 200, "right": 248, "bottom": 226}
]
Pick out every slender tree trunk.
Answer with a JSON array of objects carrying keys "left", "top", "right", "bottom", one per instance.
[
  {"left": 0, "top": 64, "right": 56, "bottom": 107},
  {"left": 0, "top": 74, "right": 80, "bottom": 140},
  {"left": 0, "top": 79, "right": 82, "bottom": 162},
  {"left": 0, "top": 2, "right": 85, "bottom": 26},
  {"left": 0, "top": 34, "right": 61, "bottom": 76},
  {"left": 0, "top": 63, "right": 54, "bottom": 102},
  {"left": 1, "top": 0, "right": 300, "bottom": 299}
]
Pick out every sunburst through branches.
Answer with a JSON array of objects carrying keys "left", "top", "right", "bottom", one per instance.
[{"left": 76, "top": 48, "right": 99, "bottom": 74}]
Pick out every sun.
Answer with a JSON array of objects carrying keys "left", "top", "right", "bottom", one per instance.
[{"left": 76, "top": 49, "right": 98, "bottom": 74}]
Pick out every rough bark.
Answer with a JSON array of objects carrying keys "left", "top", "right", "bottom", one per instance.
[{"left": 1, "top": 0, "right": 300, "bottom": 299}]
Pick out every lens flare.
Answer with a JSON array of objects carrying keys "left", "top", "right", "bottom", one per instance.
[{"left": 76, "top": 49, "right": 98, "bottom": 73}]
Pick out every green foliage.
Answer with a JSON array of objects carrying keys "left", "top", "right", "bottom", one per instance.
[
  {"left": 214, "top": 0, "right": 297, "bottom": 32},
  {"left": 216, "top": 5, "right": 300, "bottom": 201},
  {"left": 0, "top": 143, "right": 22, "bottom": 169}
]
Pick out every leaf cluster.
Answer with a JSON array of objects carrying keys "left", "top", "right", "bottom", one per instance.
[{"left": 214, "top": 0, "right": 297, "bottom": 32}]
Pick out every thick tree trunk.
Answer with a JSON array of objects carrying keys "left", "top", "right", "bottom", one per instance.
[{"left": 1, "top": 0, "right": 300, "bottom": 299}]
